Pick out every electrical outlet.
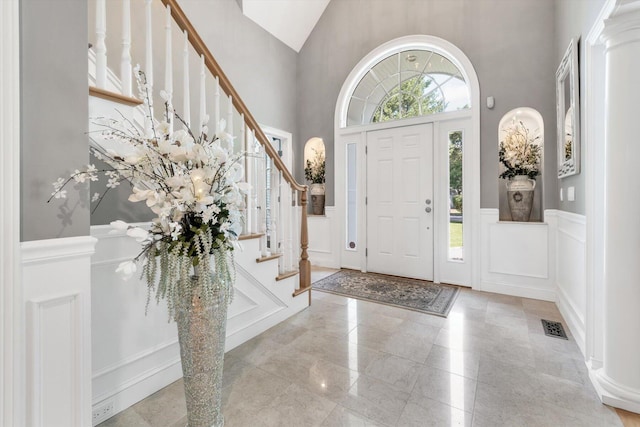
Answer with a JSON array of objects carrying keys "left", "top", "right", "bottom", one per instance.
[{"left": 92, "top": 400, "right": 114, "bottom": 425}]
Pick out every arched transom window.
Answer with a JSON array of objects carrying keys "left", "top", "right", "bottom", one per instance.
[{"left": 346, "top": 49, "right": 470, "bottom": 126}]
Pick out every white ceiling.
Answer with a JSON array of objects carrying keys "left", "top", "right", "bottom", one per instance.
[{"left": 238, "top": 0, "right": 331, "bottom": 52}]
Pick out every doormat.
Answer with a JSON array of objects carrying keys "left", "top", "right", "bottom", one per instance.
[
  {"left": 312, "top": 269, "right": 459, "bottom": 317},
  {"left": 541, "top": 319, "right": 568, "bottom": 340}
]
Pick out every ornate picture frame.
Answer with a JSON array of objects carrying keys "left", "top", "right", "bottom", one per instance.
[{"left": 556, "top": 37, "right": 580, "bottom": 178}]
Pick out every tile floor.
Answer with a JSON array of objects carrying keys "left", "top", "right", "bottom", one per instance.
[{"left": 100, "top": 269, "right": 625, "bottom": 427}]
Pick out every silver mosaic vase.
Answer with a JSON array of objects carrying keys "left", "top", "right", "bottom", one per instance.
[{"left": 175, "top": 277, "right": 227, "bottom": 427}]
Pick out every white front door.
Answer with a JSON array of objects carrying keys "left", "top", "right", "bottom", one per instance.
[{"left": 366, "top": 123, "right": 433, "bottom": 280}]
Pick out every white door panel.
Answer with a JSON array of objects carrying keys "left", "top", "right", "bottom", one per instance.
[{"left": 366, "top": 124, "right": 433, "bottom": 280}]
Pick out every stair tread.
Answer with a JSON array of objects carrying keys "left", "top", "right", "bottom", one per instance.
[
  {"left": 89, "top": 86, "right": 143, "bottom": 106},
  {"left": 276, "top": 270, "right": 298, "bottom": 281},
  {"left": 238, "top": 233, "right": 264, "bottom": 241},
  {"left": 256, "top": 253, "right": 282, "bottom": 263}
]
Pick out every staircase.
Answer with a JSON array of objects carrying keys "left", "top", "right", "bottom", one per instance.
[{"left": 87, "top": 0, "right": 311, "bottom": 423}]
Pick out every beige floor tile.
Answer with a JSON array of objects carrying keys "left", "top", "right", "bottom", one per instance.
[
  {"left": 320, "top": 405, "right": 389, "bottom": 427},
  {"left": 339, "top": 374, "right": 411, "bottom": 426},
  {"left": 99, "top": 284, "right": 627, "bottom": 427}
]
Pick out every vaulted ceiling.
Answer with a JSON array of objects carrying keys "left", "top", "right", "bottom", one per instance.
[{"left": 236, "top": 0, "right": 331, "bottom": 52}]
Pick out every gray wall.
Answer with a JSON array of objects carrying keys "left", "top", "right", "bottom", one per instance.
[
  {"left": 555, "top": 0, "right": 606, "bottom": 215},
  {"left": 179, "top": 0, "right": 298, "bottom": 148},
  {"left": 21, "top": 0, "right": 89, "bottom": 241},
  {"left": 297, "top": 0, "right": 558, "bottom": 210}
]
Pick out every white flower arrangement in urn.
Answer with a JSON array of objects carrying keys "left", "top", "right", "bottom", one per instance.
[
  {"left": 498, "top": 116, "right": 542, "bottom": 222},
  {"left": 50, "top": 69, "right": 249, "bottom": 313},
  {"left": 49, "top": 68, "right": 249, "bottom": 426},
  {"left": 498, "top": 118, "right": 542, "bottom": 180}
]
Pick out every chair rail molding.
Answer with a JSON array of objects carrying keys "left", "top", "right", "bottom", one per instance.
[{"left": 1, "top": 0, "right": 22, "bottom": 424}]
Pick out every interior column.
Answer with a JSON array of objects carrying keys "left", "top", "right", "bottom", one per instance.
[{"left": 596, "top": 4, "right": 640, "bottom": 413}]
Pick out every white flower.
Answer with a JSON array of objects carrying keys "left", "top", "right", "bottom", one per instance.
[
  {"left": 115, "top": 260, "right": 137, "bottom": 280},
  {"left": 52, "top": 189, "right": 67, "bottom": 199},
  {"left": 126, "top": 227, "right": 149, "bottom": 243},
  {"left": 91, "top": 192, "right": 101, "bottom": 202},
  {"left": 72, "top": 170, "right": 87, "bottom": 183},
  {"left": 128, "top": 187, "right": 155, "bottom": 202},
  {"left": 110, "top": 220, "right": 129, "bottom": 230},
  {"left": 169, "top": 222, "right": 182, "bottom": 241}
]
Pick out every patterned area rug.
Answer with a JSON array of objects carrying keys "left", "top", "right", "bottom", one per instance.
[{"left": 313, "top": 269, "right": 460, "bottom": 317}]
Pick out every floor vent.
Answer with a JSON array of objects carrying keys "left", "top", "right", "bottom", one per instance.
[{"left": 541, "top": 319, "right": 568, "bottom": 340}]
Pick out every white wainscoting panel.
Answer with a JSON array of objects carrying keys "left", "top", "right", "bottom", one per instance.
[
  {"left": 479, "top": 209, "right": 555, "bottom": 301},
  {"left": 22, "top": 236, "right": 97, "bottom": 427},
  {"left": 91, "top": 225, "right": 308, "bottom": 423},
  {"left": 549, "top": 209, "right": 587, "bottom": 356},
  {"left": 308, "top": 206, "right": 340, "bottom": 268}
]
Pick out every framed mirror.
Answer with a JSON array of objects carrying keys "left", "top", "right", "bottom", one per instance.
[{"left": 556, "top": 37, "right": 580, "bottom": 178}]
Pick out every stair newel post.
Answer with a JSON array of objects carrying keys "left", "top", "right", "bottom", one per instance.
[
  {"left": 95, "top": 0, "right": 107, "bottom": 89},
  {"left": 198, "top": 54, "right": 206, "bottom": 135},
  {"left": 120, "top": 0, "right": 132, "bottom": 97},
  {"left": 298, "top": 188, "right": 311, "bottom": 292},
  {"left": 214, "top": 76, "right": 221, "bottom": 137},
  {"left": 164, "top": 5, "right": 173, "bottom": 133},
  {"left": 182, "top": 30, "right": 190, "bottom": 127}
]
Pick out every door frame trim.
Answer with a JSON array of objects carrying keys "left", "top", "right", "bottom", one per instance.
[{"left": 334, "top": 35, "right": 480, "bottom": 287}]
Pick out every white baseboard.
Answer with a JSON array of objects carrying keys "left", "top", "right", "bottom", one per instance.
[
  {"left": 556, "top": 285, "right": 586, "bottom": 354},
  {"left": 479, "top": 280, "right": 556, "bottom": 302}
]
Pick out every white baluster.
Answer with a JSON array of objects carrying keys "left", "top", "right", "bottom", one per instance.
[
  {"left": 288, "top": 188, "right": 296, "bottom": 272},
  {"left": 258, "top": 146, "right": 267, "bottom": 257},
  {"left": 251, "top": 130, "right": 259, "bottom": 238},
  {"left": 277, "top": 171, "right": 285, "bottom": 274},
  {"left": 182, "top": 30, "right": 190, "bottom": 127},
  {"left": 244, "top": 124, "right": 252, "bottom": 234},
  {"left": 239, "top": 114, "right": 245, "bottom": 156},
  {"left": 95, "top": 0, "right": 107, "bottom": 89},
  {"left": 198, "top": 54, "right": 206, "bottom": 136},
  {"left": 227, "top": 97, "right": 234, "bottom": 151},
  {"left": 270, "top": 163, "right": 279, "bottom": 255},
  {"left": 214, "top": 76, "right": 220, "bottom": 135},
  {"left": 120, "top": 0, "right": 132, "bottom": 97},
  {"left": 144, "top": 0, "right": 153, "bottom": 89},
  {"left": 164, "top": 5, "right": 173, "bottom": 132}
]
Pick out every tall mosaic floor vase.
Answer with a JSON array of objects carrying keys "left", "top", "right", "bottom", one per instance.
[
  {"left": 507, "top": 175, "right": 535, "bottom": 222},
  {"left": 175, "top": 278, "right": 228, "bottom": 427}
]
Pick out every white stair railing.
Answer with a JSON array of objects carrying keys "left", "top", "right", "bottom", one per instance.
[{"left": 89, "top": 0, "right": 312, "bottom": 291}]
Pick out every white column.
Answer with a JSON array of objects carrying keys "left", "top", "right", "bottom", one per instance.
[
  {"left": 1, "top": 1, "right": 23, "bottom": 423},
  {"left": 595, "top": 5, "right": 640, "bottom": 413}
]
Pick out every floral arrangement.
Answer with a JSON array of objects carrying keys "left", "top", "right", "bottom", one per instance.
[
  {"left": 498, "top": 118, "right": 542, "bottom": 180},
  {"left": 304, "top": 148, "right": 325, "bottom": 184},
  {"left": 50, "top": 69, "right": 249, "bottom": 318}
]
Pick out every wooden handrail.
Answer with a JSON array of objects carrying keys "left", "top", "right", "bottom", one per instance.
[
  {"left": 161, "top": 0, "right": 306, "bottom": 193},
  {"left": 161, "top": 0, "right": 312, "bottom": 293}
]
